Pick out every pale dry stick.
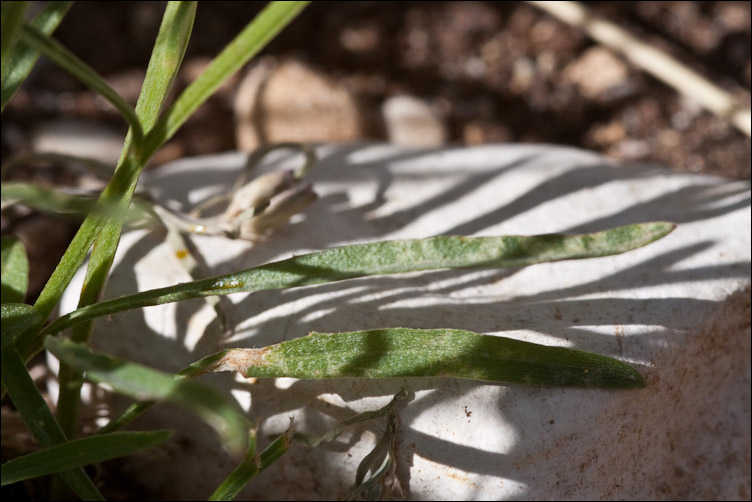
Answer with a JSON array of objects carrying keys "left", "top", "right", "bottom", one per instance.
[{"left": 527, "top": 1, "right": 752, "bottom": 137}]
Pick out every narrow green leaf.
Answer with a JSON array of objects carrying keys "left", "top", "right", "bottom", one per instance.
[
  {"left": 143, "top": 1, "right": 309, "bottom": 159},
  {"left": 202, "top": 328, "right": 646, "bottom": 389},
  {"left": 2, "top": 182, "right": 95, "bottom": 217},
  {"left": 22, "top": 1, "right": 300, "bottom": 361},
  {"left": 1, "top": 150, "right": 115, "bottom": 180},
  {"left": 208, "top": 429, "right": 258, "bottom": 501},
  {"left": 1, "top": 1, "right": 71, "bottom": 111},
  {"left": 1, "top": 237, "right": 28, "bottom": 304},
  {"left": 19, "top": 24, "right": 144, "bottom": 148},
  {"left": 44, "top": 222, "right": 676, "bottom": 337},
  {"left": 98, "top": 351, "right": 233, "bottom": 435},
  {"left": 118, "top": 0, "right": 196, "bottom": 164},
  {"left": 1, "top": 303, "right": 40, "bottom": 347},
  {"left": 57, "top": 0, "right": 197, "bottom": 442},
  {"left": 0, "top": 340, "right": 102, "bottom": 499},
  {"left": 44, "top": 336, "right": 251, "bottom": 455},
  {"left": 1, "top": 430, "right": 171, "bottom": 486},
  {"left": 208, "top": 424, "right": 294, "bottom": 501},
  {"left": 0, "top": 1, "right": 28, "bottom": 79}
]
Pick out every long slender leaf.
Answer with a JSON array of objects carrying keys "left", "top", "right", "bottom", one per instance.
[
  {"left": 117, "top": 0, "right": 196, "bottom": 166},
  {"left": 97, "top": 351, "right": 231, "bottom": 435},
  {"left": 1, "top": 303, "right": 40, "bottom": 347},
  {"left": 19, "top": 1, "right": 303, "bottom": 366},
  {"left": 209, "top": 424, "right": 295, "bottom": 501},
  {"left": 57, "top": 1, "right": 198, "bottom": 442},
  {"left": 1, "top": 307, "right": 102, "bottom": 500},
  {"left": 143, "top": 1, "right": 309, "bottom": 159},
  {"left": 1, "top": 1, "right": 71, "bottom": 111},
  {"left": 208, "top": 429, "right": 258, "bottom": 501},
  {"left": 200, "top": 328, "right": 646, "bottom": 388},
  {"left": 1, "top": 430, "right": 171, "bottom": 486},
  {"left": 0, "top": 1, "right": 28, "bottom": 79},
  {"left": 1, "top": 237, "right": 28, "bottom": 304},
  {"left": 19, "top": 23, "right": 144, "bottom": 148},
  {"left": 44, "top": 336, "right": 251, "bottom": 455},
  {"left": 1, "top": 150, "right": 115, "bottom": 180},
  {"left": 44, "top": 222, "right": 675, "bottom": 337},
  {"left": 2, "top": 182, "right": 95, "bottom": 217}
]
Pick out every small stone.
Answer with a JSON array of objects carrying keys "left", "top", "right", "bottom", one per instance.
[
  {"left": 463, "top": 119, "right": 513, "bottom": 145},
  {"left": 382, "top": 95, "right": 447, "bottom": 147},
  {"left": 339, "top": 23, "right": 380, "bottom": 54},
  {"left": 564, "top": 47, "right": 631, "bottom": 101},
  {"left": 588, "top": 121, "right": 626, "bottom": 146},
  {"left": 234, "top": 59, "right": 365, "bottom": 152}
]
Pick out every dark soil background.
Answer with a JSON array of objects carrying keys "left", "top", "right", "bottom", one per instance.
[
  {"left": 1, "top": 2, "right": 750, "bottom": 500},
  {"left": 3, "top": 1, "right": 750, "bottom": 175}
]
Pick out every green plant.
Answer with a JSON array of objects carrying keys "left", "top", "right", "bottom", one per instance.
[{"left": 0, "top": 2, "right": 674, "bottom": 500}]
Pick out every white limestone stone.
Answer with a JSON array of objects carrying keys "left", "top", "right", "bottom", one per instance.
[{"left": 57, "top": 143, "right": 751, "bottom": 500}]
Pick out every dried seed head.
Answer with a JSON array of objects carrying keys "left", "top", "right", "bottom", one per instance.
[
  {"left": 241, "top": 182, "right": 318, "bottom": 236},
  {"left": 223, "top": 169, "right": 296, "bottom": 222}
]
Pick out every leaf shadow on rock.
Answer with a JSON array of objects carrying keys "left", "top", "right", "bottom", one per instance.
[{"left": 87, "top": 143, "right": 750, "bottom": 500}]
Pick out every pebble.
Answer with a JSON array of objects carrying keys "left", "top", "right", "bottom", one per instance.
[
  {"left": 234, "top": 59, "right": 365, "bottom": 151},
  {"left": 381, "top": 95, "right": 447, "bottom": 147},
  {"left": 564, "top": 46, "right": 632, "bottom": 101}
]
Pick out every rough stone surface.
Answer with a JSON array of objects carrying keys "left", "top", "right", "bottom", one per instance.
[{"left": 57, "top": 144, "right": 751, "bottom": 500}]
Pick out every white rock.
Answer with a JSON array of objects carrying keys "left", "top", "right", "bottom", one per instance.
[{"left": 57, "top": 144, "right": 751, "bottom": 500}]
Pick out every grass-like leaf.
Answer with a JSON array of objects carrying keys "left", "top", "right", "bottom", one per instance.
[
  {"left": 208, "top": 429, "right": 258, "bottom": 501},
  {"left": 0, "top": 1, "right": 28, "bottom": 79},
  {"left": 202, "top": 328, "right": 646, "bottom": 388},
  {"left": 1, "top": 182, "right": 95, "bottom": 217},
  {"left": 44, "top": 222, "right": 675, "bottom": 337},
  {"left": 1, "top": 305, "right": 102, "bottom": 500},
  {"left": 213, "top": 424, "right": 295, "bottom": 502},
  {"left": 1, "top": 237, "right": 28, "bottom": 304},
  {"left": 1, "top": 1, "right": 71, "bottom": 111},
  {"left": 19, "top": 24, "right": 144, "bottom": 148},
  {"left": 57, "top": 0, "right": 197, "bottom": 441},
  {"left": 1, "top": 303, "right": 40, "bottom": 347},
  {"left": 143, "top": 1, "right": 309, "bottom": 159},
  {"left": 208, "top": 424, "right": 294, "bottom": 501},
  {"left": 19, "top": 1, "right": 304, "bottom": 366},
  {"left": 1, "top": 430, "right": 171, "bottom": 487},
  {"left": 1, "top": 151, "right": 114, "bottom": 179},
  {"left": 44, "top": 336, "right": 252, "bottom": 455}
]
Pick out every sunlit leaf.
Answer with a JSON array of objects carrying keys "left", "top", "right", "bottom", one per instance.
[
  {"left": 202, "top": 328, "right": 646, "bottom": 389},
  {"left": 44, "top": 222, "right": 675, "bottom": 337}
]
